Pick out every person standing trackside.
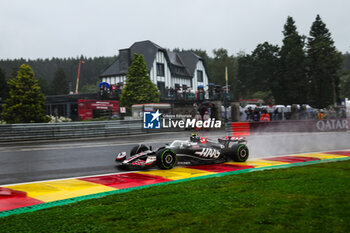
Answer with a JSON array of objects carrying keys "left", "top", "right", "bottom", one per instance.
[
  {"left": 203, "top": 111, "right": 210, "bottom": 121},
  {"left": 318, "top": 110, "right": 325, "bottom": 120},
  {"left": 203, "top": 111, "right": 210, "bottom": 130},
  {"left": 194, "top": 111, "right": 202, "bottom": 131},
  {"left": 265, "top": 112, "right": 271, "bottom": 122},
  {"left": 253, "top": 107, "right": 260, "bottom": 122},
  {"left": 260, "top": 112, "right": 266, "bottom": 122}
]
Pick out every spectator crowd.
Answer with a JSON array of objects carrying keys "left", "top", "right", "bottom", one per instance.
[
  {"left": 98, "top": 81, "right": 232, "bottom": 103},
  {"left": 241, "top": 105, "right": 347, "bottom": 122}
]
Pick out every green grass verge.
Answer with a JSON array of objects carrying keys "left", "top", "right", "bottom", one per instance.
[{"left": 1, "top": 160, "right": 350, "bottom": 233}]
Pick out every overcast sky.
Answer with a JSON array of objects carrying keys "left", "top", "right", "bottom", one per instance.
[{"left": 0, "top": 0, "right": 349, "bottom": 59}]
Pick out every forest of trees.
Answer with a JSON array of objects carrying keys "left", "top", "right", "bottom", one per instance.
[
  {"left": 0, "top": 56, "right": 116, "bottom": 96},
  {"left": 1, "top": 15, "right": 350, "bottom": 108},
  {"left": 203, "top": 15, "right": 348, "bottom": 108}
]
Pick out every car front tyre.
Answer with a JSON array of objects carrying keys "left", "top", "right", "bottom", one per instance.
[{"left": 156, "top": 148, "right": 177, "bottom": 169}]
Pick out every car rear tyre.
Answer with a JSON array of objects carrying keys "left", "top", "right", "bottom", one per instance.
[
  {"left": 231, "top": 144, "right": 249, "bottom": 162},
  {"left": 130, "top": 144, "right": 148, "bottom": 156},
  {"left": 156, "top": 148, "right": 177, "bottom": 169}
]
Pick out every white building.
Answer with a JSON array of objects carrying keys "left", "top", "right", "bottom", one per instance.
[{"left": 99, "top": 40, "right": 209, "bottom": 95}]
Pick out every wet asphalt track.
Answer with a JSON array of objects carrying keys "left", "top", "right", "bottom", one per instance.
[{"left": 0, "top": 130, "right": 349, "bottom": 185}]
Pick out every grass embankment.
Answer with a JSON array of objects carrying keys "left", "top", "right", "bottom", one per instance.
[{"left": 1, "top": 161, "right": 350, "bottom": 233}]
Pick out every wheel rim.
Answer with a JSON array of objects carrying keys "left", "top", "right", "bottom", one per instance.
[
  {"left": 164, "top": 153, "right": 173, "bottom": 164},
  {"left": 239, "top": 148, "right": 247, "bottom": 158}
]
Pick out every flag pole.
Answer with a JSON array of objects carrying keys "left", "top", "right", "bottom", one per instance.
[{"left": 225, "top": 66, "right": 228, "bottom": 93}]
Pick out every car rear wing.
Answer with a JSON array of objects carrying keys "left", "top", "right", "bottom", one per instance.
[{"left": 218, "top": 136, "right": 247, "bottom": 145}]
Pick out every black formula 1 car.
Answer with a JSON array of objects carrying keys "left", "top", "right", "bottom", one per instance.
[{"left": 115, "top": 134, "right": 249, "bottom": 170}]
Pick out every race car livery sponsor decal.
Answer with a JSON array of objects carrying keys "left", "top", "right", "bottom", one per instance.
[{"left": 195, "top": 148, "right": 221, "bottom": 158}]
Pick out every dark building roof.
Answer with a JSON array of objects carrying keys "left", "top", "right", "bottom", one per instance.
[
  {"left": 130, "top": 40, "right": 162, "bottom": 72},
  {"left": 100, "top": 40, "right": 205, "bottom": 79},
  {"left": 99, "top": 57, "right": 124, "bottom": 77},
  {"left": 166, "top": 50, "right": 184, "bottom": 67},
  {"left": 177, "top": 51, "right": 202, "bottom": 76}
]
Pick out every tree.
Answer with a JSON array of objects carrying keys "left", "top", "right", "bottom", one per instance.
[
  {"left": 81, "top": 82, "right": 99, "bottom": 93},
  {"left": 237, "top": 42, "right": 279, "bottom": 100},
  {"left": 211, "top": 49, "right": 231, "bottom": 86},
  {"left": 251, "top": 42, "right": 280, "bottom": 101},
  {"left": 120, "top": 54, "right": 160, "bottom": 109},
  {"left": 2, "top": 64, "right": 48, "bottom": 123},
  {"left": 0, "top": 68, "right": 9, "bottom": 101},
  {"left": 342, "top": 52, "right": 350, "bottom": 70},
  {"left": 279, "top": 16, "right": 308, "bottom": 105},
  {"left": 0, "top": 56, "right": 117, "bottom": 94},
  {"left": 339, "top": 71, "right": 350, "bottom": 98},
  {"left": 209, "top": 49, "right": 238, "bottom": 99},
  {"left": 307, "top": 15, "right": 343, "bottom": 108},
  {"left": 36, "top": 76, "right": 51, "bottom": 95},
  {"left": 237, "top": 54, "right": 255, "bottom": 98},
  {"left": 51, "top": 67, "right": 69, "bottom": 95}
]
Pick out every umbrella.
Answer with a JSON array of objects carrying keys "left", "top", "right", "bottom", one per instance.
[
  {"left": 198, "top": 85, "right": 204, "bottom": 88},
  {"left": 207, "top": 83, "right": 215, "bottom": 86},
  {"left": 99, "top": 82, "right": 110, "bottom": 88}
]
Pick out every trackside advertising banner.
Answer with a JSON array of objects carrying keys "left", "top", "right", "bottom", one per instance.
[
  {"left": 143, "top": 110, "right": 222, "bottom": 129},
  {"left": 248, "top": 118, "right": 349, "bottom": 133},
  {"left": 315, "top": 119, "right": 348, "bottom": 131}
]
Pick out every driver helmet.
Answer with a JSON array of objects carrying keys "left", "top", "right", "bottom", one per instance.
[{"left": 190, "top": 134, "right": 200, "bottom": 142}]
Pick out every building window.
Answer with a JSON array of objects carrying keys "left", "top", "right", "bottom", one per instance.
[
  {"left": 197, "top": 70, "right": 203, "bottom": 82},
  {"left": 157, "top": 63, "right": 165, "bottom": 77}
]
